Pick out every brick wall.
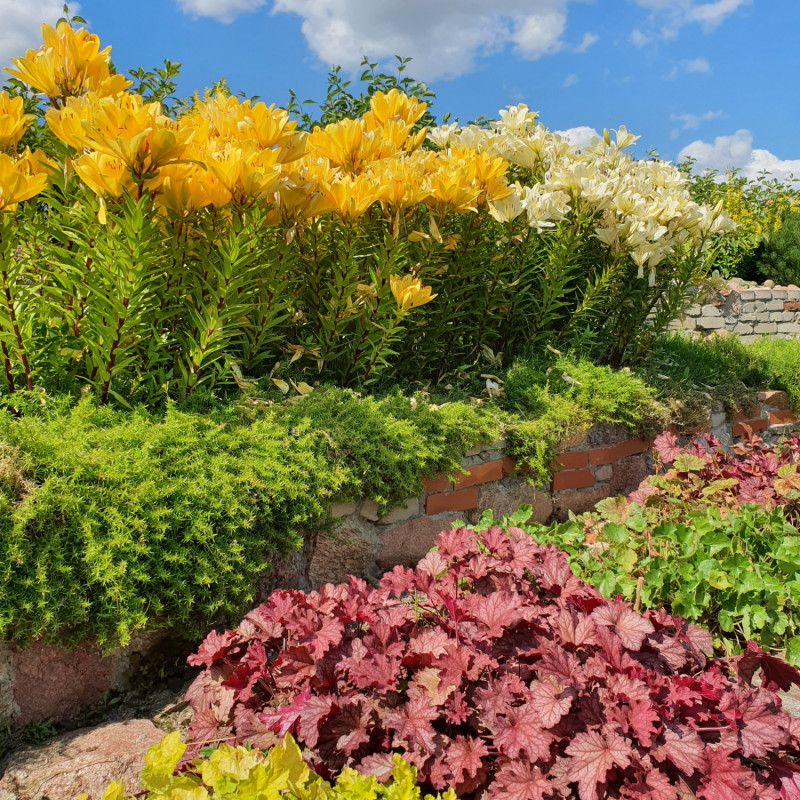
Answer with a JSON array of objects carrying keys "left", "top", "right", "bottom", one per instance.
[{"left": 672, "top": 281, "right": 800, "bottom": 342}]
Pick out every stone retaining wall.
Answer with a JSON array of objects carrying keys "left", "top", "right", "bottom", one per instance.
[
  {"left": 672, "top": 282, "right": 800, "bottom": 342},
  {"left": 3, "top": 392, "right": 799, "bottom": 730}
]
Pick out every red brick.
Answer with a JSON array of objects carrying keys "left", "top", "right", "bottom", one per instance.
[
  {"left": 759, "top": 390, "right": 791, "bottom": 410},
  {"left": 732, "top": 405, "right": 762, "bottom": 422},
  {"left": 551, "top": 469, "right": 595, "bottom": 492},
  {"left": 785, "top": 300, "right": 800, "bottom": 311},
  {"left": 732, "top": 418, "right": 768, "bottom": 436},
  {"left": 454, "top": 460, "right": 503, "bottom": 489},
  {"left": 502, "top": 455, "right": 517, "bottom": 476},
  {"left": 769, "top": 410, "right": 798, "bottom": 426},
  {"left": 422, "top": 473, "right": 450, "bottom": 493},
  {"left": 552, "top": 450, "right": 589, "bottom": 471},
  {"left": 425, "top": 488, "right": 478, "bottom": 515},
  {"left": 588, "top": 438, "right": 650, "bottom": 466}
]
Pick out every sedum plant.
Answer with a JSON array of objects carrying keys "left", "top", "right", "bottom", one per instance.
[{"left": 82, "top": 731, "right": 457, "bottom": 800}]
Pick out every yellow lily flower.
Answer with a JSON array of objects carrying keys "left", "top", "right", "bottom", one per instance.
[
  {"left": 5, "top": 22, "right": 131, "bottom": 100},
  {"left": 0, "top": 93, "right": 35, "bottom": 151},
  {"left": 0, "top": 149, "right": 52, "bottom": 212},
  {"left": 314, "top": 173, "right": 381, "bottom": 219},
  {"left": 306, "top": 119, "right": 382, "bottom": 173},
  {"left": 365, "top": 89, "right": 427, "bottom": 127},
  {"left": 155, "top": 165, "right": 216, "bottom": 217},
  {"left": 205, "top": 142, "right": 283, "bottom": 208},
  {"left": 390, "top": 274, "right": 437, "bottom": 311},
  {"left": 73, "top": 151, "right": 134, "bottom": 197}
]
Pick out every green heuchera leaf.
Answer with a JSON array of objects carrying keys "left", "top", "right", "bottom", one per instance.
[
  {"left": 673, "top": 453, "right": 706, "bottom": 473},
  {"left": 87, "top": 734, "right": 460, "bottom": 800}
]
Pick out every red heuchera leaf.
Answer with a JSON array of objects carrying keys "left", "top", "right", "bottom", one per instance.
[
  {"left": 186, "top": 525, "right": 800, "bottom": 799},
  {"left": 187, "top": 629, "right": 239, "bottom": 667},
  {"left": 654, "top": 431, "right": 683, "bottom": 464},
  {"left": 592, "top": 601, "right": 654, "bottom": 651},
  {"left": 489, "top": 761, "right": 553, "bottom": 800},
  {"left": 739, "top": 641, "right": 800, "bottom": 692},
  {"left": 494, "top": 705, "right": 552, "bottom": 762},
  {"left": 565, "top": 731, "right": 633, "bottom": 800},
  {"left": 445, "top": 735, "right": 489, "bottom": 786},
  {"left": 698, "top": 747, "right": 777, "bottom": 800}
]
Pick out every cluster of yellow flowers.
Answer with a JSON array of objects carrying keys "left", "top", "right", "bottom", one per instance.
[
  {"left": 429, "top": 105, "right": 734, "bottom": 283},
  {"left": 0, "top": 90, "right": 51, "bottom": 211},
  {"left": 1, "top": 21, "right": 511, "bottom": 232},
  {"left": 722, "top": 181, "right": 799, "bottom": 239}
]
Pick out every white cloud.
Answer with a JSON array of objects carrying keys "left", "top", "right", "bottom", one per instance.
[
  {"left": 684, "top": 57, "right": 710, "bottom": 73},
  {"left": 678, "top": 129, "right": 800, "bottom": 183},
  {"left": 555, "top": 125, "right": 600, "bottom": 147},
  {"left": 629, "top": 28, "right": 652, "bottom": 47},
  {"left": 0, "top": 0, "right": 78, "bottom": 68},
  {"left": 562, "top": 73, "right": 578, "bottom": 87},
  {"left": 574, "top": 32, "right": 598, "bottom": 52},
  {"left": 176, "top": 0, "right": 266, "bottom": 23},
  {"left": 634, "top": 0, "right": 750, "bottom": 35},
  {"left": 671, "top": 110, "right": 724, "bottom": 130},
  {"left": 177, "top": 0, "right": 582, "bottom": 80}
]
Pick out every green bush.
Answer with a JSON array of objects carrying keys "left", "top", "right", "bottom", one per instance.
[
  {"left": 752, "top": 210, "right": 800, "bottom": 285},
  {"left": 750, "top": 336, "right": 800, "bottom": 408},
  {"left": 0, "top": 391, "right": 495, "bottom": 648}
]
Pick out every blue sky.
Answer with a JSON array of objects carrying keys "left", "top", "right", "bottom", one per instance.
[{"left": 2, "top": 0, "right": 798, "bottom": 179}]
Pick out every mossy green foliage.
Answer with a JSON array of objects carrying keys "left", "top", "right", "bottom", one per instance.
[
  {"left": 750, "top": 336, "right": 800, "bottom": 409},
  {"left": 502, "top": 354, "right": 668, "bottom": 483},
  {"left": 631, "top": 333, "right": 800, "bottom": 429},
  {"left": 0, "top": 390, "right": 498, "bottom": 648}
]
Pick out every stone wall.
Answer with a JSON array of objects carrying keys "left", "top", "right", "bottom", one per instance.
[
  {"left": 671, "top": 281, "right": 800, "bottom": 342},
  {"left": 3, "top": 392, "right": 799, "bottom": 730}
]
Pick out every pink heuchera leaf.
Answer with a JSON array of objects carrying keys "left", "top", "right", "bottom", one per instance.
[
  {"left": 592, "top": 601, "right": 654, "bottom": 650},
  {"left": 654, "top": 431, "right": 683, "bottom": 464},
  {"left": 494, "top": 705, "right": 552, "bottom": 762},
  {"left": 565, "top": 731, "right": 633, "bottom": 800},
  {"left": 187, "top": 629, "right": 239, "bottom": 667},
  {"left": 384, "top": 696, "right": 439, "bottom": 753},
  {"left": 444, "top": 735, "right": 489, "bottom": 785},
  {"left": 489, "top": 761, "right": 553, "bottom": 800},
  {"left": 698, "top": 747, "right": 775, "bottom": 800},
  {"left": 530, "top": 678, "right": 573, "bottom": 728}
]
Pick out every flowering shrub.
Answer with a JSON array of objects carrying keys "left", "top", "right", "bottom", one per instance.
[
  {"left": 187, "top": 525, "right": 800, "bottom": 800},
  {"left": 0, "top": 21, "right": 731, "bottom": 404},
  {"left": 83, "top": 731, "right": 456, "bottom": 800},
  {"left": 681, "top": 159, "right": 800, "bottom": 280}
]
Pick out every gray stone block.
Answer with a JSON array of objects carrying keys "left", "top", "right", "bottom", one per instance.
[
  {"left": 698, "top": 316, "right": 725, "bottom": 329},
  {"left": 732, "top": 322, "right": 754, "bottom": 334},
  {"left": 755, "top": 322, "right": 778, "bottom": 334},
  {"left": 765, "top": 300, "right": 785, "bottom": 311}
]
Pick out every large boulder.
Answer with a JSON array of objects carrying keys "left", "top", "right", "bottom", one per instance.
[{"left": 0, "top": 719, "right": 162, "bottom": 800}]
